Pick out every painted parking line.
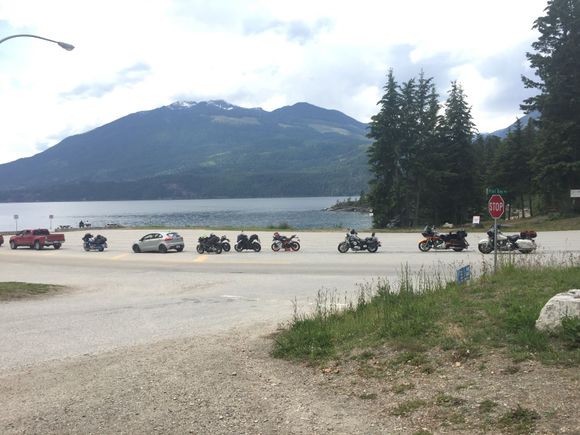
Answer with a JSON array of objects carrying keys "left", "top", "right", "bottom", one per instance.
[
  {"left": 193, "top": 255, "right": 209, "bottom": 263},
  {"left": 110, "top": 253, "right": 130, "bottom": 260}
]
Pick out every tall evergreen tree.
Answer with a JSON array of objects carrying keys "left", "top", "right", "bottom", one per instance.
[
  {"left": 438, "top": 82, "right": 477, "bottom": 223},
  {"left": 367, "top": 70, "right": 402, "bottom": 227},
  {"left": 522, "top": 0, "right": 580, "bottom": 211}
]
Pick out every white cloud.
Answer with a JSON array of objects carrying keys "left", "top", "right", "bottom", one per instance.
[{"left": 0, "top": 0, "right": 548, "bottom": 164}]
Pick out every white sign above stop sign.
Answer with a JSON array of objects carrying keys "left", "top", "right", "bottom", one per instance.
[{"left": 488, "top": 194, "right": 505, "bottom": 219}]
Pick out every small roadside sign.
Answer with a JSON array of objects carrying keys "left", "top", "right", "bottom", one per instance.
[
  {"left": 486, "top": 187, "right": 508, "bottom": 196},
  {"left": 457, "top": 265, "right": 471, "bottom": 284},
  {"left": 571, "top": 189, "right": 580, "bottom": 198}
]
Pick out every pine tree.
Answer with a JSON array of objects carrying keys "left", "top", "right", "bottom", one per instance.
[
  {"left": 522, "top": 0, "right": 580, "bottom": 211},
  {"left": 438, "top": 82, "right": 477, "bottom": 224},
  {"left": 367, "top": 70, "right": 402, "bottom": 227}
]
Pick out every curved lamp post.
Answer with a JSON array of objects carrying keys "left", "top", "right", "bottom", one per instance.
[{"left": 0, "top": 33, "right": 74, "bottom": 51}]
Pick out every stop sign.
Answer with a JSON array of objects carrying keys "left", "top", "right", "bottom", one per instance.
[{"left": 488, "top": 194, "right": 505, "bottom": 219}]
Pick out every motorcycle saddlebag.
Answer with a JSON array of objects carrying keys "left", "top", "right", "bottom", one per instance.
[{"left": 520, "top": 230, "right": 537, "bottom": 239}]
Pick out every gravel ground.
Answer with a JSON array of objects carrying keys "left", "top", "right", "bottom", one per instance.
[{"left": 1, "top": 324, "right": 578, "bottom": 434}]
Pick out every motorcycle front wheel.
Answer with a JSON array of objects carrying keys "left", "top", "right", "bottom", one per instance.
[
  {"left": 337, "top": 242, "right": 349, "bottom": 253},
  {"left": 418, "top": 240, "right": 431, "bottom": 252},
  {"left": 196, "top": 244, "right": 205, "bottom": 254},
  {"left": 478, "top": 242, "right": 493, "bottom": 254},
  {"left": 234, "top": 244, "right": 243, "bottom": 252},
  {"left": 271, "top": 242, "right": 281, "bottom": 252}
]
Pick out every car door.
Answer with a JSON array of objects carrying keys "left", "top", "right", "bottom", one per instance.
[{"left": 141, "top": 233, "right": 155, "bottom": 252}]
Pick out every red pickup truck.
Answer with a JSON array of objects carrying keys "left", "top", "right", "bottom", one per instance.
[{"left": 9, "top": 229, "right": 65, "bottom": 250}]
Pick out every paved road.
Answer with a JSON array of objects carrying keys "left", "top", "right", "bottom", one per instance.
[{"left": 0, "top": 229, "right": 578, "bottom": 370}]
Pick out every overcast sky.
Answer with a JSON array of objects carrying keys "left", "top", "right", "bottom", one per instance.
[{"left": 0, "top": 0, "right": 548, "bottom": 164}]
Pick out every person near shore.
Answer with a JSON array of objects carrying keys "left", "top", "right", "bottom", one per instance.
[{"left": 79, "top": 220, "right": 84, "bottom": 228}]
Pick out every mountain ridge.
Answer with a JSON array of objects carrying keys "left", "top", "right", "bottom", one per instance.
[{"left": 0, "top": 101, "right": 371, "bottom": 202}]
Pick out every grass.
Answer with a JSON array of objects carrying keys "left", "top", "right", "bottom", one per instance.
[
  {"left": 272, "top": 260, "right": 580, "bottom": 366},
  {"left": 0, "top": 282, "right": 65, "bottom": 300}
]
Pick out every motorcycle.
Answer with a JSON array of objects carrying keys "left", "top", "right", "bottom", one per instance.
[
  {"left": 234, "top": 233, "right": 261, "bottom": 252},
  {"left": 418, "top": 225, "right": 469, "bottom": 252},
  {"left": 337, "top": 229, "right": 380, "bottom": 253},
  {"left": 271, "top": 232, "right": 300, "bottom": 252},
  {"left": 478, "top": 228, "right": 537, "bottom": 254},
  {"left": 219, "top": 235, "right": 231, "bottom": 252},
  {"left": 82, "top": 233, "right": 108, "bottom": 252},
  {"left": 196, "top": 234, "right": 223, "bottom": 254}
]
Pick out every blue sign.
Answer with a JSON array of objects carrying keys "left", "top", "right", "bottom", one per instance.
[{"left": 456, "top": 265, "right": 471, "bottom": 284}]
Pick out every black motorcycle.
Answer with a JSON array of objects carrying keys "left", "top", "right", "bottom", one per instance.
[
  {"left": 219, "top": 235, "right": 231, "bottom": 252},
  {"left": 234, "top": 233, "right": 261, "bottom": 252},
  {"left": 196, "top": 234, "right": 222, "bottom": 254},
  {"left": 337, "top": 229, "right": 380, "bottom": 253},
  {"left": 82, "top": 233, "right": 108, "bottom": 252}
]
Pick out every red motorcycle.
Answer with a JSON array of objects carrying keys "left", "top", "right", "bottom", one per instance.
[
  {"left": 271, "top": 232, "right": 300, "bottom": 252},
  {"left": 418, "top": 225, "right": 469, "bottom": 252}
]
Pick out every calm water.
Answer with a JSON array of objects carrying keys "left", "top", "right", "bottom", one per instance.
[{"left": 0, "top": 197, "right": 372, "bottom": 232}]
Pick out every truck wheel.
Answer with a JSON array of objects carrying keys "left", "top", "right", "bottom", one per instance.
[
  {"left": 34, "top": 240, "right": 42, "bottom": 250},
  {"left": 10, "top": 241, "right": 17, "bottom": 250},
  {"left": 53, "top": 243, "right": 61, "bottom": 250}
]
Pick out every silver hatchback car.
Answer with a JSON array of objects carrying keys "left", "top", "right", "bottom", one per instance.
[{"left": 132, "top": 231, "right": 185, "bottom": 253}]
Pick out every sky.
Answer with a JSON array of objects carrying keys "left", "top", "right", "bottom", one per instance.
[{"left": 0, "top": 0, "right": 548, "bottom": 165}]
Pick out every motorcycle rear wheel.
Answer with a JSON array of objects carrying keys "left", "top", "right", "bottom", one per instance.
[
  {"left": 367, "top": 243, "right": 378, "bottom": 253},
  {"left": 519, "top": 248, "right": 534, "bottom": 254},
  {"left": 252, "top": 242, "right": 261, "bottom": 252},
  {"left": 418, "top": 241, "right": 431, "bottom": 252},
  {"left": 215, "top": 245, "right": 222, "bottom": 254},
  {"left": 337, "top": 242, "right": 349, "bottom": 253},
  {"left": 290, "top": 241, "right": 300, "bottom": 251}
]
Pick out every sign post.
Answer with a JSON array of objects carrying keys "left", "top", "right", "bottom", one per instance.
[
  {"left": 49, "top": 214, "right": 54, "bottom": 230},
  {"left": 13, "top": 214, "right": 18, "bottom": 232},
  {"left": 488, "top": 194, "right": 505, "bottom": 273}
]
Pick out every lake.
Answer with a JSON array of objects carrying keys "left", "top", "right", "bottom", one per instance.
[{"left": 0, "top": 197, "right": 372, "bottom": 232}]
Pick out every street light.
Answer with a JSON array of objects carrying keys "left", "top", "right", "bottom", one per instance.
[{"left": 0, "top": 34, "right": 74, "bottom": 51}]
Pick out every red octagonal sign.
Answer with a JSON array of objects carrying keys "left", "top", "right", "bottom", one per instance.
[{"left": 488, "top": 194, "right": 505, "bottom": 219}]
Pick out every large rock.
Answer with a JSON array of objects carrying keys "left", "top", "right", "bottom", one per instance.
[{"left": 536, "top": 289, "right": 580, "bottom": 331}]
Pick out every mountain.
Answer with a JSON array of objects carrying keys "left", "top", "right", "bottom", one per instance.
[
  {"left": 486, "top": 111, "right": 540, "bottom": 138},
  {"left": 0, "top": 101, "right": 371, "bottom": 202}
]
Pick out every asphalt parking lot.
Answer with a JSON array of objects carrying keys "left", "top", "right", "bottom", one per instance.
[{"left": 0, "top": 228, "right": 578, "bottom": 369}]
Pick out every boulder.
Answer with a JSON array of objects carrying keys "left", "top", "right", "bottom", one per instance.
[{"left": 536, "top": 289, "right": 580, "bottom": 331}]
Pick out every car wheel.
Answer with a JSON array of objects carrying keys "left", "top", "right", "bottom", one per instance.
[
  {"left": 53, "top": 243, "right": 61, "bottom": 250},
  {"left": 132, "top": 244, "right": 141, "bottom": 253},
  {"left": 10, "top": 241, "right": 17, "bottom": 250},
  {"left": 176, "top": 245, "right": 184, "bottom": 252},
  {"left": 34, "top": 240, "right": 42, "bottom": 250}
]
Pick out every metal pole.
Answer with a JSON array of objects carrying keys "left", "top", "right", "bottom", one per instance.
[{"left": 493, "top": 218, "right": 498, "bottom": 273}]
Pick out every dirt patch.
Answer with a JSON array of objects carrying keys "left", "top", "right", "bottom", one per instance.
[{"left": 0, "top": 329, "right": 578, "bottom": 434}]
